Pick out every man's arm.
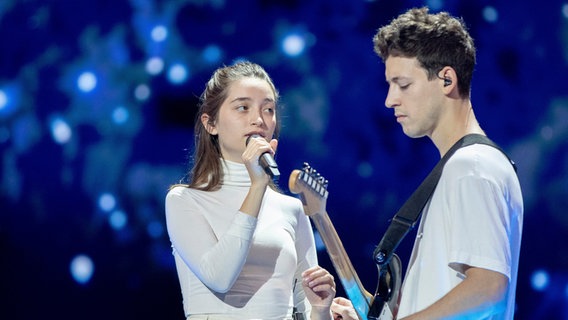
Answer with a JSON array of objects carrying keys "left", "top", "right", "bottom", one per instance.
[{"left": 400, "top": 266, "right": 509, "bottom": 320}]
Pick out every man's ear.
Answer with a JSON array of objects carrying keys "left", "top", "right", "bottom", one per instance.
[
  {"left": 201, "top": 113, "right": 217, "bottom": 135},
  {"left": 439, "top": 66, "right": 457, "bottom": 90}
]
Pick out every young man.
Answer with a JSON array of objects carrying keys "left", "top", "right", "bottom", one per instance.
[{"left": 369, "top": 7, "right": 522, "bottom": 320}]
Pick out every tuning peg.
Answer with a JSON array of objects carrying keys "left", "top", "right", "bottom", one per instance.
[{"left": 316, "top": 176, "right": 327, "bottom": 187}]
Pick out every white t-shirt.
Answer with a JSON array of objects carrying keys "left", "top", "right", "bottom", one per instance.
[
  {"left": 165, "top": 160, "right": 317, "bottom": 320},
  {"left": 397, "top": 144, "right": 523, "bottom": 319}
]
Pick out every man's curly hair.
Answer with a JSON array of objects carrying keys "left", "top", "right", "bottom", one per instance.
[{"left": 373, "top": 7, "right": 476, "bottom": 98}]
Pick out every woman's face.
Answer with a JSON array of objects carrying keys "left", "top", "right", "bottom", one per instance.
[{"left": 203, "top": 77, "right": 277, "bottom": 163}]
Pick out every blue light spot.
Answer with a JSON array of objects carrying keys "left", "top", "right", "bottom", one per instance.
[
  {"left": 281, "top": 33, "right": 305, "bottom": 57},
  {"left": 563, "top": 4, "right": 568, "bottom": 19},
  {"left": 112, "top": 106, "right": 129, "bottom": 125},
  {"left": 357, "top": 162, "right": 373, "bottom": 178},
  {"left": 109, "top": 210, "right": 128, "bottom": 230},
  {"left": 0, "top": 84, "right": 22, "bottom": 119},
  {"left": 232, "top": 57, "right": 248, "bottom": 65},
  {"left": 98, "top": 193, "right": 116, "bottom": 212},
  {"left": 134, "top": 84, "right": 151, "bottom": 101},
  {"left": 50, "top": 117, "right": 72, "bottom": 144},
  {"left": 167, "top": 63, "right": 189, "bottom": 85},
  {"left": 483, "top": 6, "right": 499, "bottom": 23},
  {"left": 0, "top": 90, "right": 7, "bottom": 110},
  {"left": 203, "top": 45, "right": 222, "bottom": 64},
  {"left": 151, "top": 25, "right": 168, "bottom": 42},
  {"left": 530, "top": 269, "right": 549, "bottom": 291},
  {"left": 77, "top": 71, "right": 97, "bottom": 92},
  {"left": 70, "top": 254, "right": 94, "bottom": 285},
  {"left": 145, "top": 57, "right": 164, "bottom": 75},
  {"left": 147, "top": 221, "right": 164, "bottom": 238},
  {"left": 425, "top": 0, "right": 443, "bottom": 10}
]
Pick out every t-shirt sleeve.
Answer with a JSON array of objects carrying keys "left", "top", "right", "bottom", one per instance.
[
  {"left": 165, "top": 187, "right": 257, "bottom": 293},
  {"left": 446, "top": 166, "right": 513, "bottom": 280}
]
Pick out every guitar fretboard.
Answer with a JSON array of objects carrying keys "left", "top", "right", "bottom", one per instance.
[{"left": 310, "top": 211, "right": 371, "bottom": 320}]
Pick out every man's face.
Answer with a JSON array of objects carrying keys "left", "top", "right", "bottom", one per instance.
[{"left": 384, "top": 56, "right": 445, "bottom": 139}]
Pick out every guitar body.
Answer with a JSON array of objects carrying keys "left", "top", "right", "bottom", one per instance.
[
  {"left": 368, "top": 254, "right": 402, "bottom": 320},
  {"left": 289, "top": 164, "right": 402, "bottom": 320}
]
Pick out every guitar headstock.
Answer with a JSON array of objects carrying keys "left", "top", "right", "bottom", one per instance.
[{"left": 288, "top": 162, "right": 329, "bottom": 216}]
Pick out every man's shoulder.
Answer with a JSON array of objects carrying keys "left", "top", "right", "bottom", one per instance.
[{"left": 446, "top": 143, "right": 515, "bottom": 177}]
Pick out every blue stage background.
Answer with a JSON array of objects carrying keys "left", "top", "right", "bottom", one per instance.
[{"left": 1, "top": 0, "right": 567, "bottom": 319}]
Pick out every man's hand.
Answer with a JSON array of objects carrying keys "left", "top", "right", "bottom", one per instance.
[{"left": 330, "top": 297, "right": 359, "bottom": 320}]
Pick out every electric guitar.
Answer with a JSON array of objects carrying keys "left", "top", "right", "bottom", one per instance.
[{"left": 289, "top": 163, "right": 402, "bottom": 320}]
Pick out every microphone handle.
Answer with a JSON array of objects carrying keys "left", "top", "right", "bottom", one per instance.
[
  {"left": 260, "top": 153, "right": 280, "bottom": 179},
  {"left": 246, "top": 135, "right": 280, "bottom": 180}
]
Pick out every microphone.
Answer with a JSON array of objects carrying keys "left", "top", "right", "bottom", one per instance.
[{"left": 246, "top": 135, "right": 280, "bottom": 180}]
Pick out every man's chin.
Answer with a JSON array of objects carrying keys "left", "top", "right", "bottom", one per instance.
[{"left": 402, "top": 128, "right": 425, "bottom": 139}]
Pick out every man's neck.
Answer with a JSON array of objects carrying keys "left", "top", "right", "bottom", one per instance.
[{"left": 431, "top": 101, "right": 485, "bottom": 157}]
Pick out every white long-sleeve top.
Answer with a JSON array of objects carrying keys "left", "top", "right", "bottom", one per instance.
[{"left": 165, "top": 160, "right": 318, "bottom": 319}]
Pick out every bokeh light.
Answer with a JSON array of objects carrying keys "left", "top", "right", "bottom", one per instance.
[
  {"left": 146, "top": 57, "right": 165, "bottom": 75},
  {"left": 70, "top": 254, "right": 95, "bottom": 285},
  {"left": 98, "top": 193, "right": 117, "bottom": 212},
  {"left": 112, "top": 106, "right": 130, "bottom": 125},
  {"left": 203, "top": 45, "right": 223, "bottom": 64},
  {"left": 151, "top": 25, "right": 168, "bottom": 42},
  {"left": 531, "top": 269, "right": 550, "bottom": 291},
  {"left": 0, "top": 89, "right": 7, "bottom": 110},
  {"left": 109, "top": 210, "right": 128, "bottom": 230},
  {"left": 0, "top": 84, "right": 21, "bottom": 119},
  {"left": 134, "top": 84, "right": 151, "bottom": 101},
  {"left": 282, "top": 33, "right": 306, "bottom": 57},
  {"left": 482, "top": 6, "right": 499, "bottom": 23},
  {"left": 77, "top": 71, "right": 97, "bottom": 93},
  {"left": 167, "top": 63, "right": 189, "bottom": 84},
  {"left": 50, "top": 117, "right": 72, "bottom": 144}
]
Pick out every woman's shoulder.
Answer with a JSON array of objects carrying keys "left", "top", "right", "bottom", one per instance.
[
  {"left": 166, "top": 184, "right": 190, "bottom": 196},
  {"left": 165, "top": 184, "right": 205, "bottom": 202},
  {"left": 266, "top": 188, "right": 305, "bottom": 215}
]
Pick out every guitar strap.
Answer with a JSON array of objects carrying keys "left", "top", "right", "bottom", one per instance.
[{"left": 372, "top": 134, "right": 517, "bottom": 267}]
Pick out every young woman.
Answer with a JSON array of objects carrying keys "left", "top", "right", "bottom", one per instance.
[{"left": 165, "top": 61, "right": 336, "bottom": 320}]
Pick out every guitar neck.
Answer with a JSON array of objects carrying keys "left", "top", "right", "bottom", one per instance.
[{"left": 310, "top": 210, "right": 372, "bottom": 320}]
